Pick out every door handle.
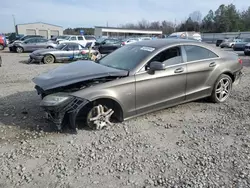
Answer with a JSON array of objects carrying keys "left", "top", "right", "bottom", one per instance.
[
  {"left": 174, "top": 67, "right": 184, "bottom": 73},
  {"left": 209, "top": 62, "right": 216, "bottom": 67}
]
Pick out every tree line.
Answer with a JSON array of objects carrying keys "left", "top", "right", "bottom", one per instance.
[{"left": 63, "top": 3, "right": 250, "bottom": 35}]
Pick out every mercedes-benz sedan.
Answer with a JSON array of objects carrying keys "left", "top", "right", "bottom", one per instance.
[{"left": 33, "top": 39, "right": 243, "bottom": 133}]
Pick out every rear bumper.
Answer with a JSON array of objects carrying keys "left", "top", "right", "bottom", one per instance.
[{"left": 233, "top": 70, "right": 243, "bottom": 85}]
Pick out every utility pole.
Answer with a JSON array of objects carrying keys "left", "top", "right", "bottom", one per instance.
[
  {"left": 174, "top": 18, "right": 177, "bottom": 32},
  {"left": 12, "top": 14, "right": 16, "bottom": 33}
]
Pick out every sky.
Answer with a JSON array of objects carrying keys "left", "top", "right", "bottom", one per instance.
[{"left": 0, "top": 0, "right": 249, "bottom": 33}]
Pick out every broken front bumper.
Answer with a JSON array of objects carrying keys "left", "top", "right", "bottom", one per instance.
[{"left": 41, "top": 96, "right": 89, "bottom": 132}]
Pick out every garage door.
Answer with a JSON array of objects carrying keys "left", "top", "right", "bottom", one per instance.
[
  {"left": 39, "top": 30, "right": 48, "bottom": 39},
  {"left": 51, "top": 30, "right": 59, "bottom": 36},
  {"left": 26, "top": 29, "right": 36, "bottom": 35}
]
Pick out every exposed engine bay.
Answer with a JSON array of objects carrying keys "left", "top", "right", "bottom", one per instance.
[{"left": 35, "top": 76, "right": 122, "bottom": 98}]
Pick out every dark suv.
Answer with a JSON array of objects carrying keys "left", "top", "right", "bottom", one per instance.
[{"left": 8, "top": 35, "right": 43, "bottom": 51}]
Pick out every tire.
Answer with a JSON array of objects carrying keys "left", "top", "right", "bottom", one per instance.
[
  {"left": 0, "top": 44, "right": 4, "bottom": 50},
  {"left": 16, "top": 46, "right": 24, "bottom": 53},
  {"left": 80, "top": 103, "right": 114, "bottom": 130},
  {"left": 210, "top": 74, "right": 232, "bottom": 103},
  {"left": 43, "top": 54, "right": 55, "bottom": 64},
  {"left": 244, "top": 52, "right": 250, "bottom": 56},
  {"left": 220, "top": 46, "right": 224, "bottom": 48},
  {"left": 47, "top": 46, "right": 53, "bottom": 49},
  {"left": 231, "top": 44, "right": 234, "bottom": 48}
]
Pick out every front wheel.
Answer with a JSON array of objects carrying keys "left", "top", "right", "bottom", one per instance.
[
  {"left": 0, "top": 44, "right": 4, "bottom": 50},
  {"left": 16, "top": 46, "right": 24, "bottom": 53},
  {"left": 43, "top": 54, "right": 55, "bottom": 64},
  {"left": 86, "top": 104, "right": 114, "bottom": 130},
  {"left": 210, "top": 74, "right": 232, "bottom": 103},
  {"left": 244, "top": 52, "right": 250, "bottom": 56}
]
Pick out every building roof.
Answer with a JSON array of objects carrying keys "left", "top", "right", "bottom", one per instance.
[
  {"left": 95, "top": 26, "right": 161, "bottom": 32},
  {"left": 16, "top": 22, "right": 63, "bottom": 28}
]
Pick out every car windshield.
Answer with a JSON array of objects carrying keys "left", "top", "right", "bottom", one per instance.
[
  {"left": 56, "top": 43, "right": 67, "bottom": 50},
  {"left": 98, "top": 45, "right": 154, "bottom": 71}
]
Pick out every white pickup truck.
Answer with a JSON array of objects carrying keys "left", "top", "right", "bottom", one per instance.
[{"left": 56, "top": 35, "right": 96, "bottom": 47}]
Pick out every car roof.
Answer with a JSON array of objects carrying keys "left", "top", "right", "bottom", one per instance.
[{"left": 129, "top": 38, "right": 200, "bottom": 49}]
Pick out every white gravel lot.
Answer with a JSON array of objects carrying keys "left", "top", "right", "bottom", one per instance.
[{"left": 0, "top": 49, "right": 250, "bottom": 188}]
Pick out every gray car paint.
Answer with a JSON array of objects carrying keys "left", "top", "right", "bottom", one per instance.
[
  {"left": 32, "top": 60, "right": 128, "bottom": 90},
  {"left": 15, "top": 39, "right": 57, "bottom": 52},
  {"left": 34, "top": 39, "right": 242, "bottom": 121}
]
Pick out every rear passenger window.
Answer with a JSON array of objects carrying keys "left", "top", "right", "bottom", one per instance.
[
  {"left": 78, "top": 36, "right": 83, "bottom": 40},
  {"left": 70, "top": 36, "right": 77, "bottom": 41},
  {"left": 184, "top": 45, "right": 218, "bottom": 62}
]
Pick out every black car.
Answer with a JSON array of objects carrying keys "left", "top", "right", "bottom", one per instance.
[
  {"left": 94, "top": 38, "right": 122, "bottom": 54},
  {"left": 216, "top": 39, "right": 223, "bottom": 47}
]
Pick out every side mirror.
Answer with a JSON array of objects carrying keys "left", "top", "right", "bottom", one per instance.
[
  {"left": 149, "top": 61, "right": 165, "bottom": 71},
  {"left": 101, "top": 41, "right": 106, "bottom": 45}
]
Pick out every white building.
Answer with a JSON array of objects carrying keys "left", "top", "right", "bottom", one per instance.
[
  {"left": 16, "top": 22, "right": 63, "bottom": 39},
  {"left": 94, "top": 26, "right": 163, "bottom": 38}
]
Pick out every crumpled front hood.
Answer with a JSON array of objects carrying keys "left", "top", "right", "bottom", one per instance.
[{"left": 32, "top": 60, "right": 128, "bottom": 91}]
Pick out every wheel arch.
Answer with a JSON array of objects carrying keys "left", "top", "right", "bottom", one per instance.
[
  {"left": 221, "top": 71, "right": 235, "bottom": 82},
  {"left": 78, "top": 97, "right": 124, "bottom": 122}
]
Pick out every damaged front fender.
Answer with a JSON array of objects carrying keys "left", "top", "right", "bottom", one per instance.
[{"left": 41, "top": 96, "right": 89, "bottom": 133}]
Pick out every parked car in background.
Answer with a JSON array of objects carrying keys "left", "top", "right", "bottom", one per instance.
[
  {"left": 29, "top": 42, "right": 100, "bottom": 64},
  {"left": 94, "top": 38, "right": 122, "bottom": 54},
  {"left": 8, "top": 35, "right": 43, "bottom": 51},
  {"left": 233, "top": 38, "right": 250, "bottom": 51},
  {"left": 0, "top": 34, "right": 7, "bottom": 50},
  {"left": 32, "top": 39, "right": 243, "bottom": 132},
  {"left": 57, "top": 35, "right": 96, "bottom": 47},
  {"left": 7, "top": 33, "right": 24, "bottom": 43},
  {"left": 138, "top": 37, "right": 152, "bottom": 41},
  {"left": 216, "top": 39, "right": 223, "bottom": 47},
  {"left": 121, "top": 38, "right": 139, "bottom": 46},
  {"left": 219, "top": 38, "right": 240, "bottom": 48},
  {"left": 244, "top": 43, "right": 250, "bottom": 55},
  {"left": 14, "top": 38, "right": 57, "bottom": 53},
  {"left": 168, "top": 32, "right": 202, "bottom": 42}
]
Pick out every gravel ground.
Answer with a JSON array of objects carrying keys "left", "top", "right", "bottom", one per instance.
[{"left": 0, "top": 49, "right": 250, "bottom": 188}]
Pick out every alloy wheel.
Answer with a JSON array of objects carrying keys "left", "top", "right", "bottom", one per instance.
[
  {"left": 215, "top": 77, "right": 231, "bottom": 102},
  {"left": 87, "top": 105, "right": 114, "bottom": 130},
  {"left": 16, "top": 47, "right": 24, "bottom": 53}
]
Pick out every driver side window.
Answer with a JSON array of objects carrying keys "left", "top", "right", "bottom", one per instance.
[{"left": 145, "top": 46, "right": 183, "bottom": 70}]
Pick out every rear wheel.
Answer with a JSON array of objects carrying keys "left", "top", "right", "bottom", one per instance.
[
  {"left": 16, "top": 46, "right": 24, "bottom": 53},
  {"left": 210, "top": 74, "right": 232, "bottom": 103},
  {"left": 244, "top": 52, "right": 250, "bottom": 56},
  {"left": 0, "top": 44, "right": 4, "bottom": 50},
  {"left": 47, "top": 46, "right": 53, "bottom": 49},
  {"left": 43, "top": 54, "right": 55, "bottom": 64}
]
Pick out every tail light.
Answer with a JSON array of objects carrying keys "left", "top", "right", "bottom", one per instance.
[
  {"left": 238, "top": 58, "right": 243, "bottom": 64},
  {"left": 121, "top": 42, "right": 125, "bottom": 45},
  {"left": 81, "top": 51, "right": 87, "bottom": 54}
]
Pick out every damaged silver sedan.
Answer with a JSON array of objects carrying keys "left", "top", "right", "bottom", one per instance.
[{"left": 33, "top": 39, "right": 243, "bottom": 133}]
